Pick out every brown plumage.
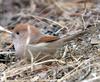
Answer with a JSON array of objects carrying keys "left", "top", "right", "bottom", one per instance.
[{"left": 11, "top": 23, "right": 87, "bottom": 62}]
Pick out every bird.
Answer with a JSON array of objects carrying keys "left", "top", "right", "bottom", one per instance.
[
  {"left": 11, "top": 23, "right": 60, "bottom": 62},
  {"left": 0, "top": 23, "right": 87, "bottom": 62}
]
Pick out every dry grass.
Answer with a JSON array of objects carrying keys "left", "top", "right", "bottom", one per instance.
[{"left": 0, "top": 0, "right": 100, "bottom": 82}]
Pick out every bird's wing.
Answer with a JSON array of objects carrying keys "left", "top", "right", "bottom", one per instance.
[{"left": 37, "top": 35, "right": 59, "bottom": 43}]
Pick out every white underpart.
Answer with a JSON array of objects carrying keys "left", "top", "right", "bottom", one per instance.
[
  {"left": 28, "top": 42, "right": 49, "bottom": 50},
  {"left": 28, "top": 42, "right": 49, "bottom": 52},
  {"left": 32, "top": 43, "right": 48, "bottom": 47}
]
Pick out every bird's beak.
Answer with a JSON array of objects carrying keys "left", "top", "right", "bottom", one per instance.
[{"left": 0, "top": 26, "right": 12, "bottom": 34}]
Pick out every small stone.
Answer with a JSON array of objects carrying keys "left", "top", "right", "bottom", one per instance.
[{"left": 91, "top": 38, "right": 100, "bottom": 44}]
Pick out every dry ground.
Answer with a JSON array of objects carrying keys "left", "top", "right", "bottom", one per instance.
[{"left": 0, "top": 0, "right": 100, "bottom": 82}]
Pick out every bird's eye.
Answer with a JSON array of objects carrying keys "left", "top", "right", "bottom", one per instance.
[{"left": 16, "top": 32, "right": 19, "bottom": 35}]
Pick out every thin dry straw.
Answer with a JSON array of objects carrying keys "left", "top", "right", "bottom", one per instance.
[{"left": 0, "top": 26, "right": 12, "bottom": 34}]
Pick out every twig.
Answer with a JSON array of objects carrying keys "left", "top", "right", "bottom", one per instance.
[
  {"left": 0, "top": 51, "right": 15, "bottom": 55},
  {"left": 16, "top": 13, "right": 69, "bottom": 32},
  {"left": 62, "top": 45, "right": 68, "bottom": 58},
  {"left": 82, "top": 75, "right": 100, "bottom": 82},
  {"left": 27, "top": 49, "right": 34, "bottom": 72},
  {"left": 57, "top": 57, "right": 95, "bottom": 82},
  {"left": 0, "top": 26, "right": 12, "bottom": 34}
]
